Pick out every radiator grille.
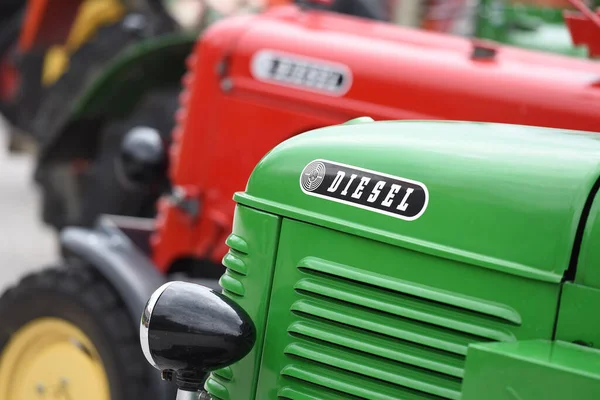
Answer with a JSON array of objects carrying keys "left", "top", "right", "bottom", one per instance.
[
  {"left": 167, "top": 53, "right": 197, "bottom": 181},
  {"left": 219, "top": 233, "right": 249, "bottom": 297},
  {"left": 278, "top": 257, "right": 521, "bottom": 400},
  {"left": 206, "top": 233, "right": 250, "bottom": 400},
  {"left": 150, "top": 53, "right": 196, "bottom": 248}
]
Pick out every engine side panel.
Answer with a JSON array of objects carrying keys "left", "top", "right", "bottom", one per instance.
[
  {"left": 154, "top": 5, "right": 600, "bottom": 271},
  {"left": 253, "top": 218, "right": 559, "bottom": 400},
  {"left": 204, "top": 205, "right": 282, "bottom": 400},
  {"left": 461, "top": 340, "right": 600, "bottom": 400}
]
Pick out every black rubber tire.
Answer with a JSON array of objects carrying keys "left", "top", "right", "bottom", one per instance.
[
  {"left": 0, "top": 264, "right": 148, "bottom": 400},
  {"left": 77, "top": 87, "right": 180, "bottom": 227}
]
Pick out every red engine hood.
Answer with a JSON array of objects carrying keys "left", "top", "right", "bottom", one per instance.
[{"left": 226, "top": 5, "right": 600, "bottom": 132}]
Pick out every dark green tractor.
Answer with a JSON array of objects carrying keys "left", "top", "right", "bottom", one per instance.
[
  {"left": 475, "top": 0, "right": 600, "bottom": 58},
  {"left": 0, "top": 0, "right": 221, "bottom": 234}
]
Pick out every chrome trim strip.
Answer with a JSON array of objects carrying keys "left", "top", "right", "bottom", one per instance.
[{"left": 140, "top": 281, "right": 174, "bottom": 369}]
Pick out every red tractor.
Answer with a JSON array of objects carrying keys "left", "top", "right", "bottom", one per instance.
[
  {"left": 152, "top": 2, "right": 600, "bottom": 272},
  {"left": 1, "top": 1, "right": 600, "bottom": 399}
]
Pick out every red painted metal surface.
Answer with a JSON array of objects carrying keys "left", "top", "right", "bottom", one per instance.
[
  {"left": 151, "top": 4, "right": 600, "bottom": 272},
  {"left": 18, "top": 0, "right": 82, "bottom": 51},
  {"left": 565, "top": 0, "right": 600, "bottom": 57},
  {"left": 421, "top": 0, "right": 468, "bottom": 32},
  {"left": 306, "top": 0, "right": 334, "bottom": 5},
  {"left": 0, "top": 56, "right": 18, "bottom": 101}
]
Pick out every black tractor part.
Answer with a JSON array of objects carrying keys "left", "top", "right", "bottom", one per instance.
[
  {"left": 37, "top": 88, "right": 180, "bottom": 231},
  {"left": 140, "top": 281, "right": 256, "bottom": 398},
  {"left": 78, "top": 88, "right": 180, "bottom": 227},
  {"left": 0, "top": 5, "right": 25, "bottom": 124},
  {"left": 298, "top": 0, "right": 389, "bottom": 21},
  {"left": 27, "top": 11, "right": 176, "bottom": 148},
  {"left": 0, "top": 0, "right": 24, "bottom": 28},
  {"left": 23, "top": 7, "right": 187, "bottom": 231}
]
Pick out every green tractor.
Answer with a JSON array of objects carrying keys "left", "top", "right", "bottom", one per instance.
[
  {"left": 406, "top": 0, "right": 600, "bottom": 59},
  {"left": 140, "top": 119, "right": 600, "bottom": 399},
  {"left": 475, "top": 0, "right": 600, "bottom": 58}
]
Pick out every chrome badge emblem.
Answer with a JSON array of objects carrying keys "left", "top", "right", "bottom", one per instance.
[{"left": 300, "top": 160, "right": 327, "bottom": 192}]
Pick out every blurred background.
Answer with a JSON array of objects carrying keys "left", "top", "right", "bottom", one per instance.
[{"left": 0, "top": 116, "right": 55, "bottom": 291}]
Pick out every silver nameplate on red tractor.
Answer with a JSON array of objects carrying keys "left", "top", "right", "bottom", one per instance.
[{"left": 251, "top": 50, "right": 353, "bottom": 96}]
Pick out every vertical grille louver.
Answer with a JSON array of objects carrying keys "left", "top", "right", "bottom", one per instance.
[
  {"left": 205, "top": 233, "right": 251, "bottom": 400},
  {"left": 278, "top": 257, "right": 521, "bottom": 400},
  {"left": 150, "top": 53, "right": 197, "bottom": 247},
  {"left": 167, "top": 53, "right": 197, "bottom": 182},
  {"left": 219, "top": 234, "right": 249, "bottom": 297}
]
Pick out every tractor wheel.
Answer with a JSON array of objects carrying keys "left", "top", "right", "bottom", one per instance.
[
  {"left": 0, "top": 264, "right": 149, "bottom": 400},
  {"left": 77, "top": 87, "right": 180, "bottom": 227}
]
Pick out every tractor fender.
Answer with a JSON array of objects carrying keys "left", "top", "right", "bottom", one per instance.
[
  {"left": 59, "top": 217, "right": 174, "bottom": 399},
  {"left": 60, "top": 217, "right": 166, "bottom": 326},
  {"left": 35, "top": 27, "right": 197, "bottom": 165}
]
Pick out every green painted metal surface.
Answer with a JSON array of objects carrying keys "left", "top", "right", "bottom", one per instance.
[
  {"left": 213, "top": 120, "right": 600, "bottom": 399},
  {"left": 576, "top": 189, "right": 600, "bottom": 289},
  {"left": 555, "top": 283, "right": 600, "bottom": 349},
  {"left": 343, "top": 116, "right": 375, "bottom": 125},
  {"left": 462, "top": 340, "right": 600, "bottom": 399},
  {"left": 252, "top": 218, "right": 558, "bottom": 399},
  {"left": 235, "top": 121, "right": 600, "bottom": 283},
  {"left": 475, "top": 0, "right": 590, "bottom": 58},
  {"left": 204, "top": 205, "right": 281, "bottom": 400},
  {"left": 507, "top": 23, "right": 588, "bottom": 58}
]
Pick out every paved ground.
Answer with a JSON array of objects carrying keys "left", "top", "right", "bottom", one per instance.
[{"left": 0, "top": 119, "right": 57, "bottom": 292}]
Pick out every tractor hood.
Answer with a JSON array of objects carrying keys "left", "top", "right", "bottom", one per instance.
[
  {"left": 234, "top": 120, "right": 600, "bottom": 283},
  {"left": 225, "top": 5, "right": 600, "bottom": 133}
]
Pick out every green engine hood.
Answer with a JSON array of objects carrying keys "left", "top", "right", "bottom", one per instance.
[
  {"left": 506, "top": 24, "right": 589, "bottom": 58},
  {"left": 235, "top": 120, "right": 600, "bottom": 283}
]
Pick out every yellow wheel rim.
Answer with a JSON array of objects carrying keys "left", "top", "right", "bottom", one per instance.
[{"left": 0, "top": 317, "right": 110, "bottom": 400}]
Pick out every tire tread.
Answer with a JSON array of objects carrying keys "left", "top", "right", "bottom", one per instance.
[{"left": 0, "top": 264, "right": 149, "bottom": 400}]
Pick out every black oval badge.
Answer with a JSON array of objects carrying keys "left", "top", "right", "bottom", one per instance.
[{"left": 299, "top": 159, "right": 429, "bottom": 221}]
